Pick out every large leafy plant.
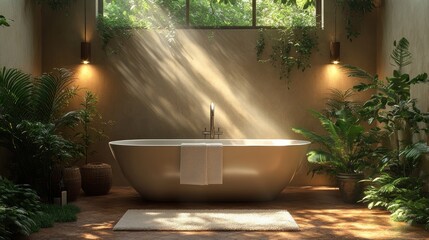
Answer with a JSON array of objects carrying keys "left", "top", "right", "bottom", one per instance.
[
  {"left": 8, "top": 121, "right": 76, "bottom": 196},
  {"left": 0, "top": 177, "right": 41, "bottom": 240},
  {"left": 0, "top": 177, "right": 80, "bottom": 240},
  {"left": 343, "top": 37, "right": 429, "bottom": 229},
  {"left": 0, "top": 67, "right": 80, "bottom": 194},
  {"left": 343, "top": 38, "right": 429, "bottom": 176},
  {"left": 293, "top": 89, "right": 374, "bottom": 175}
]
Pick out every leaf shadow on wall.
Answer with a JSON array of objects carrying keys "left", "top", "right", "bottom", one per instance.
[{"left": 103, "top": 29, "right": 293, "bottom": 139}]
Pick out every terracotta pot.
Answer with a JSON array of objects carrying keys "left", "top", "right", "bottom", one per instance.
[
  {"left": 337, "top": 173, "right": 364, "bottom": 204},
  {"left": 80, "top": 162, "right": 112, "bottom": 196},
  {"left": 63, "top": 167, "right": 81, "bottom": 202}
]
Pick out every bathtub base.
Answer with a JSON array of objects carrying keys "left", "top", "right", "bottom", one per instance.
[{"left": 109, "top": 139, "right": 310, "bottom": 202}]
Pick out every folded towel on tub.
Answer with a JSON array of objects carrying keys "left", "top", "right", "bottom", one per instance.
[
  {"left": 206, "top": 143, "right": 223, "bottom": 184},
  {"left": 180, "top": 143, "right": 208, "bottom": 185}
]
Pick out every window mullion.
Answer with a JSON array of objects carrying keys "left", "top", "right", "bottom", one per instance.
[
  {"left": 186, "top": 0, "right": 190, "bottom": 26},
  {"left": 252, "top": 0, "right": 256, "bottom": 27}
]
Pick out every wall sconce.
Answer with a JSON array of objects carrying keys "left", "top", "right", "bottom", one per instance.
[
  {"left": 81, "top": 0, "right": 91, "bottom": 64},
  {"left": 81, "top": 42, "right": 91, "bottom": 64},
  {"left": 330, "top": 1, "right": 340, "bottom": 64},
  {"left": 330, "top": 41, "right": 340, "bottom": 64}
]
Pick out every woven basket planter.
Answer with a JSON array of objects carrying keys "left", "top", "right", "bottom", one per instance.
[
  {"left": 63, "top": 167, "right": 81, "bottom": 202},
  {"left": 81, "top": 162, "right": 112, "bottom": 196}
]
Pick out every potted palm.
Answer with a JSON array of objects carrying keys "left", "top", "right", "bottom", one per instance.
[
  {"left": 77, "top": 91, "right": 113, "bottom": 196},
  {"left": 0, "top": 67, "right": 81, "bottom": 201},
  {"left": 293, "top": 89, "right": 375, "bottom": 203}
]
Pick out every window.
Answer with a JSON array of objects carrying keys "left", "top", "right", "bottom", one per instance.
[{"left": 99, "top": 0, "right": 319, "bottom": 29}]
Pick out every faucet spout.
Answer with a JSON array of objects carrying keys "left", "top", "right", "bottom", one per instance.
[
  {"left": 202, "top": 102, "right": 223, "bottom": 139},
  {"left": 210, "top": 103, "right": 215, "bottom": 139}
]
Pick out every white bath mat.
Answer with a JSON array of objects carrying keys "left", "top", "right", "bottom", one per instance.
[{"left": 113, "top": 209, "right": 300, "bottom": 231}]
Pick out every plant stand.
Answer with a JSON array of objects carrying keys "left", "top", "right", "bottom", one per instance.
[
  {"left": 337, "top": 173, "right": 364, "bottom": 203},
  {"left": 80, "top": 162, "right": 112, "bottom": 196}
]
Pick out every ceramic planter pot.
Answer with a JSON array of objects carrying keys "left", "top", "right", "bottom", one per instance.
[
  {"left": 80, "top": 162, "right": 112, "bottom": 196},
  {"left": 337, "top": 173, "right": 364, "bottom": 203}
]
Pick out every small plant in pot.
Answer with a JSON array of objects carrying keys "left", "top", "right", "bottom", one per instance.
[
  {"left": 76, "top": 91, "right": 113, "bottom": 196},
  {"left": 293, "top": 89, "right": 376, "bottom": 203}
]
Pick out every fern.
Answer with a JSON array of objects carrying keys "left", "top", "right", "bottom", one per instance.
[
  {"left": 341, "top": 64, "right": 375, "bottom": 82},
  {"left": 390, "top": 38, "right": 412, "bottom": 73}
]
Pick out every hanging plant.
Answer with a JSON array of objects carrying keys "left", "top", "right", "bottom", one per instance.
[
  {"left": 36, "top": 0, "right": 74, "bottom": 11},
  {"left": 337, "top": 0, "right": 375, "bottom": 41},
  {"left": 256, "top": 26, "right": 318, "bottom": 86},
  {"left": 96, "top": 14, "right": 133, "bottom": 53},
  {"left": 254, "top": 0, "right": 319, "bottom": 86},
  {"left": 255, "top": 0, "right": 375, "bottom": 85}
]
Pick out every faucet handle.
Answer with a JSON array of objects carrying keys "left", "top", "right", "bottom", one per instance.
[
  {"left": 202, "top": 127, "right": 210, "bottom": 139},
  {"left": 214, "top": 127, "right": 223, "bottom": 139}
]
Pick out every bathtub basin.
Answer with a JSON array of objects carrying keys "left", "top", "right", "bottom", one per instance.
[{"left": 109, "top": 139, "right": 310, "bottom": 201}]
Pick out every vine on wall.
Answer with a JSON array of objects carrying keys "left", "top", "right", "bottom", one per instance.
[
  {"left": 255, "top": 0, "right": 375, "bottom": 85},
  {"left": 256, "top": 26, "right": 318, "bottom": 86}
]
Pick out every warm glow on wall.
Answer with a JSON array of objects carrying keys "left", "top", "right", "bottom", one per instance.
[
  {"left": 325, "top": 64, "right": 342, "bottom": 88},
  {"left": 326, "top": 64, "right": 340, "bottom": 77},
  {"left": 77, "top": 64, "right": 95, "bottom": 81}
]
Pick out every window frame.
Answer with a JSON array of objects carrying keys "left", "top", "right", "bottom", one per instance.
[{"left": 97, "top": 0, "right": 322, "bottom": 29}]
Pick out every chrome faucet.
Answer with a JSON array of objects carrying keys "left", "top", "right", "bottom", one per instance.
[{"left": 203, "top": 102, "right": 223, "bottom": 139}]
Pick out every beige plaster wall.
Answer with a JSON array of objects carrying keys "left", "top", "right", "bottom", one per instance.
[
  {"left": 0, "top": 0, "right": 41, "bottom": 176},
  {"left": 0, "top": 0, "right": 41, "bottom": 75},
  {"left": 377, "top": 0, "right": 429, "bottom": 187},
  {"left": 42, "top": 0, "right": 377, "bottom": 186}
]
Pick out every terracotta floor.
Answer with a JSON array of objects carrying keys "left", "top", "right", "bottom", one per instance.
[{"left": 29, "top": 186, "right": 429, "bottom": 240}]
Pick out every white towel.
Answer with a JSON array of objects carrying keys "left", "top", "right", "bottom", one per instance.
[
  {"left": 206, "top": 143, "right": 223, "bottom": 184},
  {"left": 180, "top": 143, "right": 208, "bottom": 185}
]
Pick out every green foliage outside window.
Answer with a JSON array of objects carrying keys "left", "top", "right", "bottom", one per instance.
[
  {"left": 102, "top": 0, "right": 315, "bottom": 28},
  {"left": 99, "top": 0, "right": 317, "bottom": 81},
  {"left": 189, "top": 0, "right": 252, "bottom": 27}
]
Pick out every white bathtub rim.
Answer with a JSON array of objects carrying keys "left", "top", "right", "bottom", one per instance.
[{"left": 109, "top": 139, "right": 310, "bottom": 147}]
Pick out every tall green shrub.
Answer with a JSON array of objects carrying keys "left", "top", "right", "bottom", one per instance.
[
  {"left": 0, "top": 67, "right": 80, "bottom": 195},
  {"left": 343, "top": 37, "right": 429, "bottom": 229}
]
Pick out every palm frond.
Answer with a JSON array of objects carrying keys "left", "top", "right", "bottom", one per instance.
[
  {"left": 325, "top": 88, "right": 361, "bottom": 116},
  {"left": 341, "top": 64, "right": 375, "bottom": 82},
  {"left": 402, "top": 142, "right": 429, "bottom": 161},
  {"left": 0, "top": 67, "right": 33, "bottom": 122},
  {"left": 307, "top": 150, "right": 333, "bottom": 164},
  {"left": 32, "top": 68, "right": 76, "bottom": 124},
  {"left": 310, "top": 111, "right": 340, "bottom": 140},
  {"left": 307, "top": 150, "right": 346, "bottom": 173},
  {"left": 292, "top": 127, "right": 330, "bottom": 145}
]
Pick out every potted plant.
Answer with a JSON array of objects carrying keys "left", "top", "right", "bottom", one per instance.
[
  {"left": 293, "top": 89, "right": 376, "bottom": 203},
  {"left": 77, "top": 91, "right": 113, "bottom": 196},
  {"left": 342, "top": 38, "right": 429, "bottom": 226},
  {"left": 0, "top": 67, "right": 81, "bottom": 200},
  {"left": 7, "top": 121, "right": 76, "bottom": 202}
]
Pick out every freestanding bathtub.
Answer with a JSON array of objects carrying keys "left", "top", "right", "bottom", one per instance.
[{"left": 109, "top": 139, "right": 310, "bottom": 201}]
